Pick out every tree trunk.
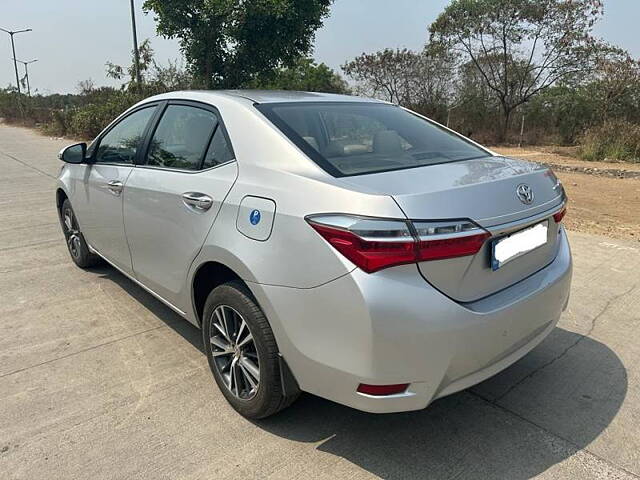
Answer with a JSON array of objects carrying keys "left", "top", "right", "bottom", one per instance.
[
  {"left": 205, "top": 60, "right": 214, "bottom": 89},
  {"left": 499, "top": 106, "right": 511, "bottom": 144}
]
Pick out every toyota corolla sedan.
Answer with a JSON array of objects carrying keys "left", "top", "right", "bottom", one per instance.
[{"left": 56, "top": 90, "right": 571, "bottom": 419}]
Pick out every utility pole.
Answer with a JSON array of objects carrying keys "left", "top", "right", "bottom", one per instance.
[
  {"left": 14, "top": 58, "right": 38, "bottom": 96},
  {"left": 0, "top": 27, "right": 32, "bottom": 94},
  {"left": 129, "top": 0, "right": 142, "bottom": 87}
]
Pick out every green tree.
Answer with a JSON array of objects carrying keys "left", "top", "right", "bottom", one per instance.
[
  {"left": 106, "top": 39, "right": 193, "bottom": 93},
  {"left": 430, "top": 0, "right": 604, "bottom": 141},
  {"left": 453, "top": 57, "right": 501, "bottom": 137},
  {"left": 524, "top": 47, "right": 640, "bottom": 144},
  {"left": 525, "top": 84, "right": 597, "bottom": 144},
  {"left": 249, "top": 57, "right": 348, "bottom": 93},
  {"left": 143, "top": 0, "right": 333, "bottom": 89},
  {"left": 106, "top": 39, "right": 155, "bottom": 86}
]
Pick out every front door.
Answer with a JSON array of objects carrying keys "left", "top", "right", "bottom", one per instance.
[
  {"left": 123, "top": 102, "right": 238, "bottom": 307},
  {"left": 81, "top": 105, "right": 157, "bottom": 273}
]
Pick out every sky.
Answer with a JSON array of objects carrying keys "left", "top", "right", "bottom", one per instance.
[{"left": 1, "top": 0, "right": 639, "bottom": 95}]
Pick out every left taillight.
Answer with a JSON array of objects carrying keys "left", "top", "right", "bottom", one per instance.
[
  {"left": 306, "top": 215, "right": 489, "bottom": 273},
  {"left": 306, "top": 215, "right": 416, "bottom": 273}
]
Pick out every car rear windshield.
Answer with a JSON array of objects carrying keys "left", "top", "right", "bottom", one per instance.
[{"left": 256, "top": 102, "right": 489, "bottom": 177}]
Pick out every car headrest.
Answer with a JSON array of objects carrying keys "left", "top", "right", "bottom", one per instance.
[
  {"left": 325, "top": 140, "right": 347, "bottom": 157},
  {"left": 324, "top": 140, "right": 370, "bottom": 157},
  {"left": 373, "top": 130, "right": 403, "bottom": 154}
]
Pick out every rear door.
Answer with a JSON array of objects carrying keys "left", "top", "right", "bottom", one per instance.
[
  {"left": 123, "top": 101, "right": 238, "bottom": 307},
  {"left": 79, "top": 105, "right": 158, "bottom": 274}
]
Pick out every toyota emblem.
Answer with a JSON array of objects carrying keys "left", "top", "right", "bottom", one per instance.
[{"left": 516, "top": 184, "right": 534, "bottom": 204}]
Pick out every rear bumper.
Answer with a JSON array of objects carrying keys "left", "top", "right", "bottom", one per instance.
[{"left": 249, "top": 228, "right": 572, "bottom": 413}]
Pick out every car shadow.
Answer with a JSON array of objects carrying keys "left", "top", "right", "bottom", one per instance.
[
  {"left": 97, "top": 266, "right": 627, "bottom": 480},
  {"left": 257, "top": 329, "right": 627, "bottom": 479},
  {"left": 94, "top": 266, "right": 205, "bottom": 354}
]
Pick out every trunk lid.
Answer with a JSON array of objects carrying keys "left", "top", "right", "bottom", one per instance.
[{"left": 341, "top": 156, "right": 566, "bottom": 302}]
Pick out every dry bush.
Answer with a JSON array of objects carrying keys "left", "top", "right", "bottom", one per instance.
[{"left": 579, "top": 120, "right": 640, "bottom": 162}]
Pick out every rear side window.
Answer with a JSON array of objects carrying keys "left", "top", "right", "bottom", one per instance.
[
  {"left": 256, "top": 102, "right": 488, "bottom": 177},
  {"left": 202, "top": 127, "right": 234, "bottom": 169},
  {"left": 95, "top": 106, "right": 156, "bottom": 164},
  {"left": 146, "top": 105, "right": 218, "bottom": 170}
]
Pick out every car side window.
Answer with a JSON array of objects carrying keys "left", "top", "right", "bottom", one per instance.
[
  {"left": 95, "top": 106, "right": 156, "bottom": 164},
  {"left": 203, "top": 125, "right": 235, "bottom": 169},
  {"left": 146, "top": 105, "right": 218, "bottom": 170}
]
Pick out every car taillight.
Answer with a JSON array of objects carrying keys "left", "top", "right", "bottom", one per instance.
[
  {"left": 553, "top": 206, "right": 567, "bottom": 223},
  {"left": 412, "top": 220, "right": 490, "bottom": 262},
  {"left": 306, "top": 215, "right": 489, "bottom": 273},
  {"left": 307, "top": 215, "right": 416, "bottom": 273}
]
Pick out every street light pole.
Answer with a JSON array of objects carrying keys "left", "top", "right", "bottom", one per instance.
[
  {"left": 0, "top": 27, "right": 32, "bottom": 94},
  {"left": 129, "top": 0, "right": 142, "bottom": 87},
  {"left": 14, "top": 59, "right": 38, "bottom": 96}
]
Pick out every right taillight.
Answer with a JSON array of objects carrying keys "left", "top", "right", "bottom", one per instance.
[
  {"left": 306, "top": 215, "right": 489, "bottom": 273},
  {"left": 412, "top": 220, "right": 490, "bottom": 261},
  {"left": 553, "top": 206, "right": 567, "bottom": 223}
]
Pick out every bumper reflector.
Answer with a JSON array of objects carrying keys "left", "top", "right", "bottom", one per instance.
[{"left": 357, "top": 383, "right": 409, "bottom": 396}]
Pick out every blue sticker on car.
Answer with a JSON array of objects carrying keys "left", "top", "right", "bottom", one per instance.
[{"left": 250, "top": 209, "right": 261, "bottom": 225}]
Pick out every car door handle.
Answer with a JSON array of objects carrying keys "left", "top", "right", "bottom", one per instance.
[
  {"left": 182, "top": 192, "right": 213, "bottom": 211},
  {"left": 106, "top": 180, "right": 124, "bottom": 195}
]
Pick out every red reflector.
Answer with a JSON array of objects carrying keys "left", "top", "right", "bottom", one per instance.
[
  {"left": 357, "top": 383, "right": 409, "bottom": 396},
  {"left": 553, "top": 207, "right": 567, "bottom": 223},
  {"left": 416, "top": 232, "right": 490, "bottom": 262},
  {"left": 309, "top": 223, "right": 416, "bottom": 273}
]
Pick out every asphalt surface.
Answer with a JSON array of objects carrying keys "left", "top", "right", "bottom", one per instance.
[{"left": 1, "top": 123, "right": 639, "bottom": 480}]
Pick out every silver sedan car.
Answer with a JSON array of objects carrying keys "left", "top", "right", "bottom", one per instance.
[{"left": 56, "top": 90, "right": 571, "bottom": 419}]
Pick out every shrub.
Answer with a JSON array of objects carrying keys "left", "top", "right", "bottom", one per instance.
[
  {"left": 579, "top": 120, "right": 640, "bottom": 163},
  {"left": 40, "top": 109, "right": 73, "bottom": 136},
  {"left": 1, "top": 85, "right": 164, "bottom": 140},
  {"left": 0, "top": 90, "right": 24, "bottom": 122},
  {"left": 67, "top": 91, "right": 147, "bottom": 138}
]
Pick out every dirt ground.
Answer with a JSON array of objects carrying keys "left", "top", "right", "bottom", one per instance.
[{"left": 494, "top": 147, "right": 640, "bottom": 243}]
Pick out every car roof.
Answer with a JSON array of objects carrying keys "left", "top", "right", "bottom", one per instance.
[{"left": 158, "top": 89, "right": 384, "bottom": 105}]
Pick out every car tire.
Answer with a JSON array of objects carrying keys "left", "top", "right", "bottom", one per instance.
[
  {"left": 202, "top": 281, "right": 299, "bottom": 419},
  {"left": 60, "top": 199, "right": 102, "bottom": 268}
]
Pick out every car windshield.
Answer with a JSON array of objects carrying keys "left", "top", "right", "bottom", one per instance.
[{"left": 256, "top": 102, "right": 489, "bottom": 177}]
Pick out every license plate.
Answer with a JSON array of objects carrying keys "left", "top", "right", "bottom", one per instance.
[{"left": 491, "top": 221, "right": 548, "bottom": 270}]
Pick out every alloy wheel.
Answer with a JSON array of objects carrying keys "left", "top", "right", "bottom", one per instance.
[
  {"left": 208, "top": 305, "right": 260, "bottom": 400},
  {"left": 63, "top": 208, "right": 81, "bottom": 260}
]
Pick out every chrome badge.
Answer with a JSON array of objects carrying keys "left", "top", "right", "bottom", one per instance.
[{"left": 516, "top": 184, "right": 534, "bottom": 205}]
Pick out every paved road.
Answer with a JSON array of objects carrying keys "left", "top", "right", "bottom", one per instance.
[{"left": 1, "top": 124, "right": 639, "bottom": 479}]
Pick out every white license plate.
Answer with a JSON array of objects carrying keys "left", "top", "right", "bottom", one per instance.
[{"left": 491, "top": 221, "right": 548, "bottom": 270}]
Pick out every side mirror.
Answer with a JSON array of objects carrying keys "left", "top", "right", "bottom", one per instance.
[{"left": 58, "top": 143, "right": 87, "bottom": 164}]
